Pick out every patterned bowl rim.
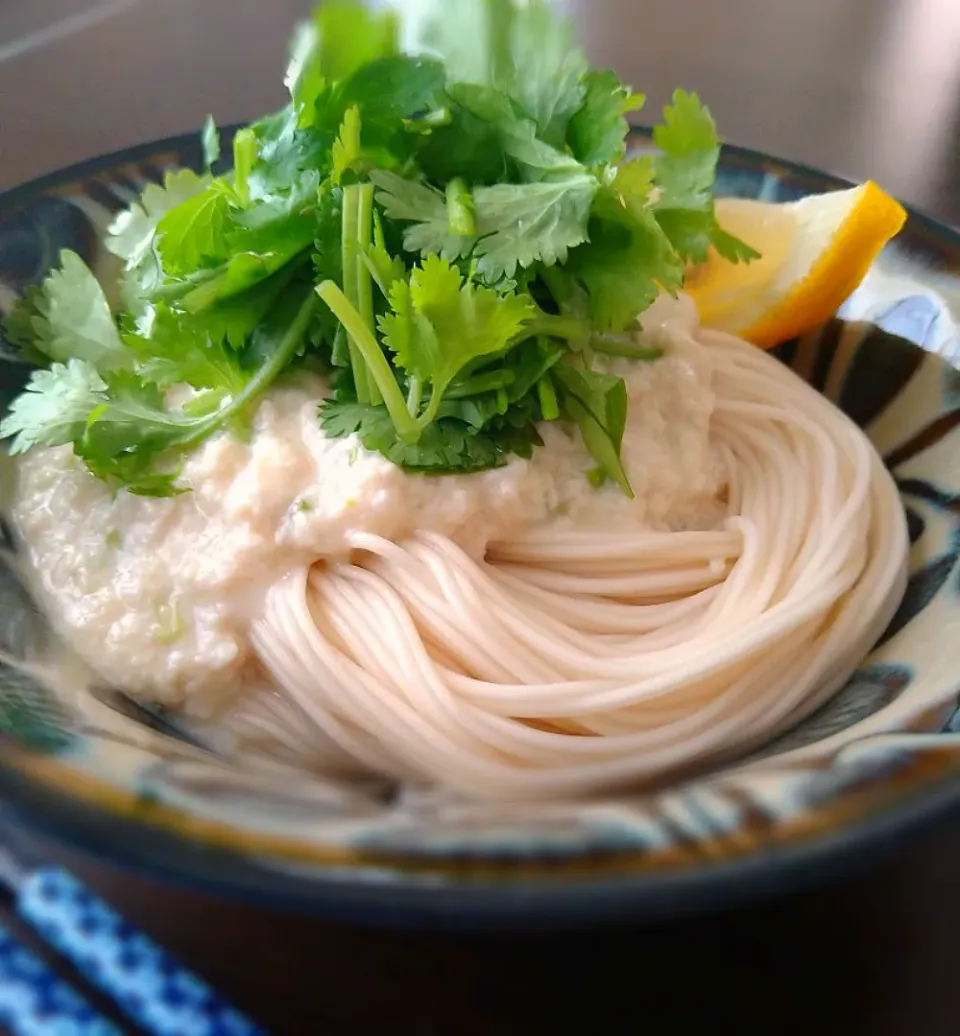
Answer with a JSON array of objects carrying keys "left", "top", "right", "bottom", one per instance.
[
  {"left": 4, "top": 739, "right": 960, "bottom": 927},
  {"left": 2, "top": 126, "right": 960, "bottom": 925}
]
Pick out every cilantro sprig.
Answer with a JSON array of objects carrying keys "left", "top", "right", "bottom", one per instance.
[{"left": 0, "top": 0, "right": 755, "bottom": 496}]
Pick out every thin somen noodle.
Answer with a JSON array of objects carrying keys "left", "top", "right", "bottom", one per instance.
[{"left": 235, "top": 329, "right": 906, "bottom": 799}]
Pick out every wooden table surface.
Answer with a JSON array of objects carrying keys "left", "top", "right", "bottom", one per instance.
[{"left": 2, "top": 1, "right": 960, "bottom": 1033}]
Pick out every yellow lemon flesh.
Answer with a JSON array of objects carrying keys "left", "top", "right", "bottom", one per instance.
[{"left": 685, "top": 182, "right": 908, "bottom": 349}]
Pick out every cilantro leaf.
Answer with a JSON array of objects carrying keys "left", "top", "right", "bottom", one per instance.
[
  {"left": 129, "top": 306, "right": 249, "bottom": 394},
  {"left": 420, "top": 0, "right": 587, "bottom": 147},
  {"left": 0, "top": 359, "right": 105, "bottom": 453},
  {"left": 614, "top": 156, "right": 657, "bottom": 208},
  {"left": 563, "top": 160, "right": 683, "bottom": 330},
  {"left": 155, "top": 181, "right": 237, "bottom": 276},
  {"left": 241, "top": 283, "right": 318, "bottom": 371},
  {"left": 553, "top": 363, "right": 633, "bottom": 496},
  {"left": 1, "top": 285, "right": 45, "bottom": 359},
  {"left": 363, "top": 219, "right": 407, "bottom": 300},
  {"left": 653, "top": 88, "right": 719, "bottom": 189},
  {"left": 123, "top": 170, "right": 311, "bottom": 324},
  {"left": 492, "top": 0, "right": 587, "bottom": 147},
  {"left": 472, "top": 175, "right": 599, "bottom": 278},
  {"left": 68, "top": 373, "right": 205, "bottom": 495},
  {"left": 312, "top": 1, "right": 399, "bottom": 83},
  {"left": 83, "top": 291, "right": 315, "bottom": 494},
  {"left": 186, "top": 266, "right": 302, "bottom": 350},
  {"left": 497, "top": 116, "right": 587, "bottom": 182},
  {"left": 332, "top": 105, "right": 362, "bottom": 184},
  {"left": 567, "top": 210, "right": 678, "bottom": 331},
  {"left": 247, "top": 106, "right": 325, "bottom": 198},
  {"left": 175, "top": 222, "right": 314, "bottom": 315},
  {"left": 313, "top": 185, "right": 344, "bottom": 287},
  {"left": 79, "top": 373, "right": 193, "bottom": 462},
  {"left": 2, "top": 285, "right": 316, "bottom": 497},
  {"left": 412, "top": 86, "right": 510, "bottom": 185},
  {"left": 3, "top": 250, "right": 129, "bottom": 371},
  {"left": 711, "top": 226, "right": 763, "bottom": 264},
  {"left": 286, "top": 0, "right": 399, "bottom": 129},
  {"left": 417, "top": 0, "right": 509, "bottom": 84},
  {"left": 650, "top": 90, "right": 758, "bottom": 265},
  {"left": 444, "top": 82, "right": 515, "bottom": 124},
  {"left": 568, "top": 69, "right": 645, "bottom": 167},
  {"left": 320, "top": 398, "right": 540, "bottom": 473},
  {"left": 420, "top": 84, "right": 585, "bottom": 186},
  {"left": 500, "top": 337, "right": 564, "bottom": 401},
  {"left": 332, "top": 56, "right": 445, "bottom": 141},
  {"left": 372, "top": 169, "right": 599, "bottom": 280},
  {"left": 379, "top": 254, "right": 534, "bottom": 398},
  {"left": 106, "top": 169, "right": 210, "bottom": 268},
  {"left": 653, "top": 210, "right": 737, "bottom": 267},
  {"left": 316, "top": 397, "right": 374, "bottom": 439},
  {"left": 285, "top": 22, "right": 326, "bottom": 128},
  {"left": 230, "top": 169, "right": 320, "bottom": 231},
  {"left": 370, "top": 171, "right": 474, "bottom": 260},
  {"left": 317, "top": 251, "right": 535, "bottom": 456}
]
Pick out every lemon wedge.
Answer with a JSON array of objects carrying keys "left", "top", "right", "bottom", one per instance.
[{"left": 685, "top": 182, "right": 907, "bottom": 348}]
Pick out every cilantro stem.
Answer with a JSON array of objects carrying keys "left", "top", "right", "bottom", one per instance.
[
  {"left": 335, "top": 106, "right": 362, "bottom": 183},
  {"left": 174, "top": 292, "right": 318, "bottom": 452},
  {"left": 520, "top": 314, "right": 661, "bottom": 360},
  {"left": 361, "top": 210, "right": 396, "bottom": 299},
  {"left": 525, "top": 315, "right": 588, "bottom": 340},
  {"left": 341, "top": 185, "right": 369, "bottom": 403},
  {"left": 373, "top": 209, "right": 388, "bottom": 252},
  {"left": 202, "top": 115, "right": 221, "bottom": 170},
  {"left": 316, "top": 281, "right": 418, "bottom": 443},
  {"left": 538, "top": 374, "right": 560, "bottom": 420},
  {"left": 416, "top": 389, "right": 444, "bottom": 430},
  {"left": 360, "top": 251, "right": 392, "bottom": 299},
  {"left": 230, "top": 294, "right": 317, "bottom": 406},
  {"left": 151, "top": 271, "right": 219, "bottom": 303},
  {"left": 355, "top": 184, "right": 382, "bottom": 406},
  {"left": 232, "top": 128, "right": 258, "bottom": 205},
  {"left": 445, "top": 178, "right": 477, "bottom": 237},
  {"left": 588, "top": 334, "right": 661, "bottom": 360},
  {"left": 180, "top": 249, "right": 310, "bottom": 313},
  {"left": 446, "top": 371, "right": 516, "bottom": 398},
  {"left": 180, "top": 270, "right": 238, "bottom": 313},
  {"left": 406, "top": 376, "right": 422, "bottom": 416},
  {"left": 403, "top": 108, "right": 452, "bottom": 134}
]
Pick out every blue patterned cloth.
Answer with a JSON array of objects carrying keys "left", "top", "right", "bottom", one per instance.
[
  {"left": 0, "top": 924, "right": 121, "bottom": 1036},
  {"left": 19, "top": 868, "right": 263, "bottom": 1036}
]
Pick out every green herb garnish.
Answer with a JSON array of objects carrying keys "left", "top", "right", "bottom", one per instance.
[{"left": 0, "top": 0, "right": 755, "bottom": 496}]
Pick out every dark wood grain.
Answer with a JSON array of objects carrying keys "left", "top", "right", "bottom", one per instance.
[{"left": 2, "top": 2, "right": 960, "bottom": 1033}]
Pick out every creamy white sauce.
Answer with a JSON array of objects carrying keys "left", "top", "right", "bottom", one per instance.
[{"left": 12, "top": 295, "right": 726, "bottom": 709}]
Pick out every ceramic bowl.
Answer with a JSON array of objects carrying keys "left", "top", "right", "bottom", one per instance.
[{"left": 1, "top": 128, "right": 960, "bottom": 926}]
